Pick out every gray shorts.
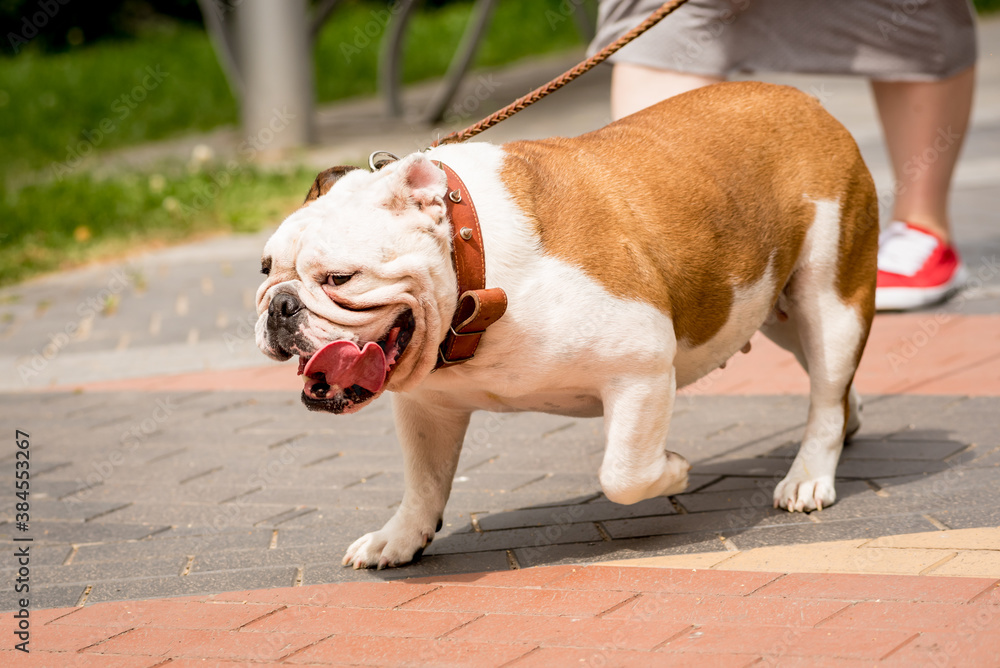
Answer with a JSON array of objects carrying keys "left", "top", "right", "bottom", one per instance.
[{"left": 591, "top": 0, "right": 977, "bottom": 81}]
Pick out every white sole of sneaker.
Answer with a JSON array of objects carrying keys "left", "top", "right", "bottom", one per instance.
[{"left": 875, "top": 264, "right": 970, "bottom": 311}]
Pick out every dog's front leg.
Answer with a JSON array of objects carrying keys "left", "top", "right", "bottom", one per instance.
[
  {"left": 343, "top": 393, "right": 470, "bottom": 569},
  {"left": 598, "top": 370, "right": 690, "bottom": 505}
]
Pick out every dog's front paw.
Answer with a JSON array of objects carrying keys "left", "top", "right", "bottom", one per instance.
[
  {"left": 773, "top": 472, "right": 836, "bottom": 512},
  {"left": 342, "top": 524, "right": 435, "bottom": 570}
]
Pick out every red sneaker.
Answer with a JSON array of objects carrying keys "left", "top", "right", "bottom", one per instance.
[{"left": 875, "top": 221, "right": 968, "bottom": 311}]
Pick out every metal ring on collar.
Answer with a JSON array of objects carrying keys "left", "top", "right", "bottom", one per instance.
[{"left": 368, "top": 151, "right": 400, "bottom": 171}]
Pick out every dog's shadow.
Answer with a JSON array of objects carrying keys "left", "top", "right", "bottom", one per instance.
[{"left": 378, "top": 428, "right": 967, "bottom": 580}]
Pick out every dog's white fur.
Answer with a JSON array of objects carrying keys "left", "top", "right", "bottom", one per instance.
[{"left": 257, "top": 85, "right": 875, "bottom": 569}]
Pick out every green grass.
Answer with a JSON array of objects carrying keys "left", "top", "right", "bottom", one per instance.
[
  {"left": 0, "top": 162, "right": 316, "bottom": 286},
  {"left": 0, "top": 23, "right": 237, "bottom": 179},
  {"left": 314, "top": 0, "right": 585, "bottom": 102},
  {"left": 0, "top": 0, "right": 586, "bottom": 287},
  {"left": 0, "top": 0, "right": 585, "bottom": 177},
  {"left": 12, "top": 0, "right": 989, "bottom": 288}
]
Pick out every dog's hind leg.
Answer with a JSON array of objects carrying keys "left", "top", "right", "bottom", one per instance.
[
  {"left": 765, "top": 197, "right": 876, "bottom": 512},
  {"left": 761, "top": 310, "right": 863, "bottom": 440}
]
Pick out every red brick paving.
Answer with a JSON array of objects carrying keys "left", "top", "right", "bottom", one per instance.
[
  {"left": 89, "top": 627, "right": 322, "bottom": 661},
  {"left": 507, "top": 647, "right": 755, "bottom": 667},
  {"left": 284, "top": 636, "right": 536, "bottom": 667},
  {"left": 687, "top": 313, "right": 1000, "bottom": 396},
  {"left": 15, "top": 565, "right": 999, "bottom": 666},
  {"left": 53, "top": 599, "right": 282, "bottom": 630},
  {"left": 444, "top": 613, "right": 690, "bottom": 651},
  {"left": 752, "top": 572, "right": 999, "bottom": 604},
  {"left": 396, "top": 585, "right": 634, "bottom": 617},
  {"left": 543, "top": 564, "right": 782, "bottom": 596},
  {"left": 207, "top": 580, "right": 438, "bottom": 609},
  {"left": 242, "top": 606, "right": 479, "bottom": 638},
  {"left": 61, "top": 314, "right": 1000, "bottom": 396},
  {"left": 602, "top": 593, "right": 850, "bottom": 626}
]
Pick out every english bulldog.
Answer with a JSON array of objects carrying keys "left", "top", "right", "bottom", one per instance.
[{"left": 256, "top": 81, "right": 878, "bottom": 569}]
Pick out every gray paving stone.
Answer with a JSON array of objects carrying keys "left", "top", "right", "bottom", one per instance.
[
  {"left": 470, "top": 446, "right": 604, "bottom": 475},
  {"left": 1, "top": 545, "right": 72, "bottom": 567},
  {"left": 85, "top": 567, "right": 299, "bottom": 605},
  {"left": 697, "top": 476, "right": 781, "bottom": 493},
  {"left": 71, "top": 529, "right": 274, "bottom": 563},
  {"left": 514, "top": 531, "right": 728, "bottom": 569},
  {"left": 675, "top": 487, "right": 779, "bottom": 514},
  {"left": 694, "top": 457, "right": 797, "bottom": 478},
  {"left": 445, "top": 488, "right": 596, "bottom": 513},
  {"left": 235, "top": 483, "right": 388, "bottom": 508},
  {"left": 603, "top": 508, "right": 810, "bottom": 541},
  {"left": 834, "top": 458, "right": 953, "bottom": 479},
  {"left": 0, "top": 584, "right": 86, "bottom": 612},
  {"left": 322, "top": 551, "right": 513, "bottom": 584},
  {"left": 933, "top": 505, "right": 1000, "bottom": 529},
  {"left": 2, "top": 521, "right": 169, "bottom": 546},
  {"left": 812, "top": 492, "right": 947, "bottom": 523},
  {"left": 3, "top": 555, "right": 188, "bottom": 587},
  {"left": 4, "top": 389, "right": 998, "bottom": 605},
  {"left": 427, "top": 522, "right": 602, "bottom": 557},
  {"left": 89, "top": 502, "right": 298, "bottom": 528},
  {"left": 64, "top": 482, "right": 285, "bottom": 507},
  {"left": 840, "top": 439, "right": 970, "bottom": 461},
  {"left": 726, "top": 514, "right": 941, "bottom": 550},
  {"left": 474, "top": 496, "right": 676, "bottom": 532},
  {"left": 191, "top": 546, "right": 343, "bottom": 574},
  {"left": 1, "top": 499, "right": 129, "bottom": 523},
  {"left": 273, "top": 515, "right": 396, "bottom": 551}
]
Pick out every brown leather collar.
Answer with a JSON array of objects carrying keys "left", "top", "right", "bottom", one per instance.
[{"left": 434, "top": 162, "right": 507, "bottom": 369}]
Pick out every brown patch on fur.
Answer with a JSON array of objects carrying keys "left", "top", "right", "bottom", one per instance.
[
  {"left": 303, "top": 166, "right": 362, "bottom": 205},
  {"left": 501, "top": 82, "right": 876, "bottom": 348}
]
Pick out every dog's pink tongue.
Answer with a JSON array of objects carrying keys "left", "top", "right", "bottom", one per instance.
[{"left": 301, "top": 341, "right": 388, "bottom": 395}]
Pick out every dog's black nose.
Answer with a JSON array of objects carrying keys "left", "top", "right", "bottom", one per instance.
[{"left": 270, "top": 293, "right": 303, "bottom": 321}]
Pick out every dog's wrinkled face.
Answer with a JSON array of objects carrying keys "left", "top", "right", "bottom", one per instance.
[{"left": 255, "top": 153, "right": 457, "bottom": 413}]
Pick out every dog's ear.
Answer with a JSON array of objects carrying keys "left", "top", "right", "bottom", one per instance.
[
  {"left": 384, "top": 153, "right": 448, "bottom": 221},
  {"left": 304, "top": 166, "right": 362, "bottom": 205}
]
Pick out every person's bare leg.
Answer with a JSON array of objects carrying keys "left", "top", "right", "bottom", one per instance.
[
  {"left": 611, "top": 63, "right": 724, "bottom": 120},
  {"left": 871, "top": 67, "right": 975, "bottom": 243}
]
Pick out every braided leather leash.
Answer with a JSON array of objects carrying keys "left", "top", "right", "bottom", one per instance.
[{"left": 429, "top": 0, "right": 690, "bottom": 147}]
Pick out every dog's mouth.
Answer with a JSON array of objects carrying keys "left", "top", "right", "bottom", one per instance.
[{"left": 298, "top": 309, "right": 416, "bottom": 414}]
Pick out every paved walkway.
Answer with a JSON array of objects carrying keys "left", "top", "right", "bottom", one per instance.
[
  {"left": 1, "top": 14, "right": 999, "bottom": 668},
  {"left": 8, "top": 530, "right": 1000, "bottom": 666}
]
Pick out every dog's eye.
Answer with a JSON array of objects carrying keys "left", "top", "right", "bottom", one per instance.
[
  {"left": 260, "top": 258, "right": 271, "bottom": 276},
  {"left": 328, "top": 273, "right": 353, "bottom": 286}
]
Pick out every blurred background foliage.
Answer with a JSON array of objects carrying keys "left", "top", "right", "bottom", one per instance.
[
  {"left": 0, "top": 0, "right": 586, "bottom": 285},
  {"left": 0, "top": 0, "right": 583, "bottom": 175},
  {"left": 0, "top": 0, "right": 994, "bottom": 286}
]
